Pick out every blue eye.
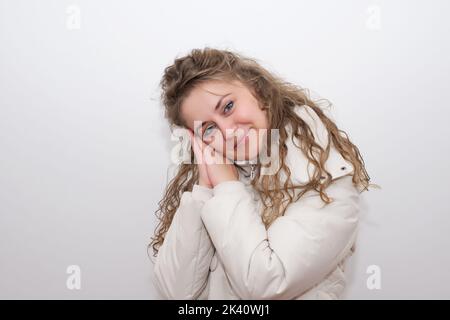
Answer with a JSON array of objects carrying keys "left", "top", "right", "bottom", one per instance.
[
  {"left": 202, "top": 101, "right": 234, "bottom": 138},
  {"left": 224, "top": 101, "right": 234, "bottom": 113},
  {"left": 203, "top": 124, "right": 215, "bottom": 136}
]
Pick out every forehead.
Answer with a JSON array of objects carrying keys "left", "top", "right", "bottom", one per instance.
[
  {"left": 187, "top": 79, "right": 242, "bottom": 104},
  {"left": 181, "top": 79, "right": 245, "bottom": 128}
]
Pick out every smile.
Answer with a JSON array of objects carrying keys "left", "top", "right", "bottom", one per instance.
[{"left": 235, "top": 129, "right": 251, "bottom": 148}]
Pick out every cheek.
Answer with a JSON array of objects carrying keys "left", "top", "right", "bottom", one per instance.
[
  {"left": 248, "top": 106, "right": 268, "bottom": 128},
  {"left": 261, "top": 110, "right": 269, "bottom": 128},
  {"left": 246, "top": 100, "right": 267, "bottom": 123},
  {"left": 234, "top": 106, "right": 257, "bottom": 124}
]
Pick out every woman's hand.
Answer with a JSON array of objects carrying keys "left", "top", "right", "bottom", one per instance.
[
  {"left": 188, "top": 129, "right": 238, "bottom": 188},
  {"left": 188, "top": 129, "right": 213, "bottom": 188}
]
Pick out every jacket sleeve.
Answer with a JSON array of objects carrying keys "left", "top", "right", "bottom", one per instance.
[
  {"left": 200, "top": 175, "right": 360, "bottom": 300},
  {"left": 151, "top": 184, "right": 215, "bottom": 299}
]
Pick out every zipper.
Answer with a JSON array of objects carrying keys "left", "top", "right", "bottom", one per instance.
[{"left": 250, "top": 164, "right": 256, "bottom": 180}]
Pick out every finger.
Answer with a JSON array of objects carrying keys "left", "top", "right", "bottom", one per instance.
[
  {"left": 209, "top": 144, "right": 229, "bottom": 165},
  {"left": 203, "top": 143, "right": 217, "bottom": 165},
  {"left": 188, "top": 131, "right": 201, "bottom": 164},
  {"left": 196, "top": 136, "right": 213, "bottom": 167},
  {"left": 193, "top": 139, "right": 204, "bottom": 165},
  {"left": 196, "top": 135, "right": 212, "bottom": 158}
]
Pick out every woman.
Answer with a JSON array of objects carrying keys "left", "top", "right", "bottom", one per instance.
[{"left": 149, "top": 47, "right": 377, "bottom": 299}]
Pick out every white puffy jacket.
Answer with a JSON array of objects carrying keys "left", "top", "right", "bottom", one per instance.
[{"left": 151, "top": 104, "right": 360, "bottom": 300}]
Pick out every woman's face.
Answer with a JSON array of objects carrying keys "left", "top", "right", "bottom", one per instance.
[{"left": 180, "top": 79, "right": 269, "bottom": 162}]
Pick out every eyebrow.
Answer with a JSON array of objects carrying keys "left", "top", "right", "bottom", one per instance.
[{"left": 195, "top": 93, "right": 232, "bottom": 135}]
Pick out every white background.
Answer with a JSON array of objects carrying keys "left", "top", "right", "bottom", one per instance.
[{"left": 1, "top": 0, "right": 449, "bottom": 299}]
